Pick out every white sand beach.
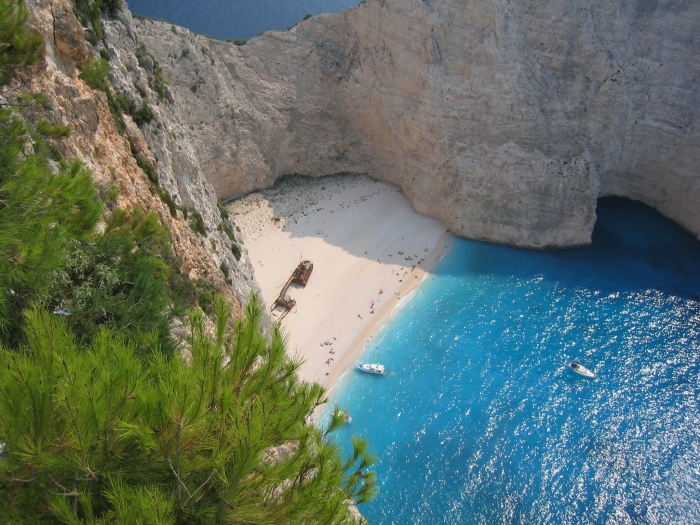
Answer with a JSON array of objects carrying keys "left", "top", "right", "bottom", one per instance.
[{"left": 228, "top": 174, "right": 452, "bottom": 390}]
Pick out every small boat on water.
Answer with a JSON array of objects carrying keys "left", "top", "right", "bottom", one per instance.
[
  {"left": 569, "top": 361, "right": 596, "bottom": 378},
  {"left": 339, "top": 411, "right": 352, "bottom": 424},
  {"left": 356, "top": 362, "right": 386, "bottom": 375}
]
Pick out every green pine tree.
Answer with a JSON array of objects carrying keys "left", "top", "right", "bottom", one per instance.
[
  {"left": 0, "top": 295, "right": 375, "bottom": 524},
  {"left": 0, "top": 0, "right": 44, "bottom": 87},
  {"left": 0, "top": 112, "right": 102, "bottom": 344},
  {"left": 49, "top": 207, "right": 177, "bottom": 352}
]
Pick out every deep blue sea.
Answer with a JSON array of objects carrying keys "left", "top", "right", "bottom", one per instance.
[
  {"left": 125, "top": 0, "right": 359, "bottom": 40},
  {"left": 326, "top": 198, "right": 700, "bottom": 524}
]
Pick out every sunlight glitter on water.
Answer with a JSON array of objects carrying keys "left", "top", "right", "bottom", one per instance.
[{"left": 327, "top": 198, "right": 700, "bottom": 525}]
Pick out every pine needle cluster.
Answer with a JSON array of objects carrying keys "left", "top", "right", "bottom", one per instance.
[
  {"left": 0, "top": 115, "right": 102, "bottom": 344},
  {"left": 0, "top": 0, "right": 43, "bottom": 86},
  {"left": 0, "top": 296, "right": 375, "bottom": 524}
]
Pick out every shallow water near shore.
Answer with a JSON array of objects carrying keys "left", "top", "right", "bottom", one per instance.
[{"left": 327, "top": 197, "right": 700, "bottom": 524}]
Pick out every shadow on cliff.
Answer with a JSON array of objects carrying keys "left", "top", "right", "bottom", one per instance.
[{"left": 430, "top": 197, "right": 700, "bottom": 304}]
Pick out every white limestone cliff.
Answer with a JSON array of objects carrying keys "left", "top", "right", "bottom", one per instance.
[{"left": 124, "top": 0, "right": 699, "bottom": 248}]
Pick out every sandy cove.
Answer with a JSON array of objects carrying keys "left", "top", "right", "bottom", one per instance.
[{"left": 228, "top": 174, "right": 452, "bottom": 390}]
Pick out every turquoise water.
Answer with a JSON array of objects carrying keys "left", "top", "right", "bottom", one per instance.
[
  {"left": 328, "top": 198, "right": 700, "bottom": 524},
  {"left": 126, "top": 0, "right": 359, "bottom": 40}
]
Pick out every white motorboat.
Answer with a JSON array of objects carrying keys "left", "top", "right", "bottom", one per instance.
[
  {"left": 356, "top": 362, "right": 386, "bottom": 375},
  {"left": 569, "top": 361, "right": 596, "bottom": 378}
]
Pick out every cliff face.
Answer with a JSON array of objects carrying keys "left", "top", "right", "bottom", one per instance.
[
  {"left": 20, "top": 0, "right": 261, "bottom": 316},
  {"left": 127, "top": 0, "right": 699, "bottom": 248}
]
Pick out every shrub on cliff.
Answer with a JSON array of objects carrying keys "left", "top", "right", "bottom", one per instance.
[
  {"left": 35, "top": 119, "right": 71, "bottom": 138},
  {"left": 0, "top": 0, "right": 43, "bottom": 86},
  {"left": 131, "top": 101, "right": 154, "bottom": 127},
  {"left": 0, "top": 296, "right": 375, "bottom": 524},
  {"left": 0, "top": 110, "right": 175, "bottom": 352},
  {"left": 0, "top": 111, "right": 102, "bottom": 346},
  {"left": 79, "top": 58, "right": 110, "bottom": 92},
  {"left": 189, "top": 210, "right": 207, "bottom": 236},
  {"left": 74, "top": 0, "right": 122, "bottom": 44},
  {"left": 48, "top": 208, "right": 177, "bottom": 352}
]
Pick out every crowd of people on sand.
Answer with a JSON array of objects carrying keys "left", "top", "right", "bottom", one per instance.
[
  {"left": 321, "top": 338, "right": 336, "bottom": 369},
  {"left": 319, "top": 249, "right": 430, "bottom": 379},
  {"left": 321, "top": 338, "right": 337, "bottom": 375}
]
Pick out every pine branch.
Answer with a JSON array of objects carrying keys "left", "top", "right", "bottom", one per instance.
[
  {"left": 182, "top": 469, "right": 216, "bottom": 508},
  {"left": 62, "top": 359, "right": 87, "bottom": 464},
  {"left": 168, "top": 457, "right": 190, "bottom": 499},
  {"left": 9, "top": 352, "right": 42, "bottom": 445},
  {"left": 46, "top": 473, "right": 70, "bottom": 493}
]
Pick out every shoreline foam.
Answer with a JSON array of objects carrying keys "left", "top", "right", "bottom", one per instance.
[{"left": 228, "top": 174, "right": 454, "bottom": 390}]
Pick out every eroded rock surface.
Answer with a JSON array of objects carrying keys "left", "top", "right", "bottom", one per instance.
[
  {"left": 16, "top": 1, "right": 263, "bottom": 319},
  {"left": 124, "top": 0, "right": 699, "bottom": 248},
  {"left": 51, "top": 0, "right": 91, "bottom": 65}
]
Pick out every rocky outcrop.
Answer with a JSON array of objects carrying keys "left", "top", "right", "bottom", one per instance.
[
  {"left": 18, "top": 0, "right": 262, "bottom": 317},
  {"left": 51, "top": 0, "right": 90, "bottom": 65},
  {"left": 125, "top": 0, "right": 699, "bottom": 248}
]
